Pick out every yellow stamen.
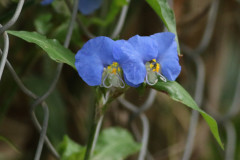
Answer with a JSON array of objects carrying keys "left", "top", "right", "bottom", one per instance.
[
  {"left": 106, "top": 62, "right": 121, "bottom": 75},
  {"left": 150, "top": 63, "right": 154, "bottom": 69},
  {"left": 156, "top": 63, "right": 160, "bottom": 72},
  {"left": 111, "top": 68, "right": 117, "bottom": 74},
  {"left": 113, "top": 62, "right": 118, "bottom": 67},
  {"left": 148, "top": 59, "right": 160, "bottom": 73}
]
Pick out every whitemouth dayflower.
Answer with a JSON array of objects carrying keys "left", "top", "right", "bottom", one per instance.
[
  {"left": 75, "top": 36, "right": 125, "bottom": 88},
  {"left": 113, "top": 36, "right": 159, "bottom": 87},
  {"left": 150, "top": 32, "right": 181, "bottom": 82},
  {"left": 75, "top": 32, "right": 181, "bottom": 88},
  {"left": 41, "top": 0, "right": 103, "bottom": 15},
  {"left": 114, "top": 32, "right": 181, "bottom": 86}
]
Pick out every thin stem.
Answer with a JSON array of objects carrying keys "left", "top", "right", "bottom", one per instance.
[
  {"left": 84, "top": 91, "right": 110, "bottom": 160},
  {"left": 84, "top": 120, "right": 98, "bottom": 160},
  {"left": 90, "top": 115, "right": 104, "bottom": 156},
  {"left": 84, "top": 99, "right": 98, "bottom": 160}
]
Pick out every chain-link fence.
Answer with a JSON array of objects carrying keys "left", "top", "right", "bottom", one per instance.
[{"left": 1, "top": 0, "right": 240, "bottom": 160}]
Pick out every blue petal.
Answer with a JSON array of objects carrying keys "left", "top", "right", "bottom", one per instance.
[
  {"left": 76, "top": 36, "right": 115, "bottom": 66},
  {"left": 123, "top": 74, "right": 141, "bottom": 88},
  {"left": 78, "top": 0, "right": 102, "bottom": 15},
  {"left": 151, "top": 32, "right": 181, "bottom": 81},
  {"left": 159, "top": 42, "right": 181, "bottom": 81},
  {"left": 128, "top": 35, "right": 158, "bottom": 63},
  {"left": 121, "top": 60, "right": 146, "bottom": 87},
  {"left": 113, "top": 40, "right": 146, "bottom": 86},
  {"left": 113, "top": 40, "right": 137, "bottom": 62},
  {"left": 75, "top": 36, "right": 115, "bottom": 86},
  {"left": 150, "top": 32, "right": 176, "bottom": 55},
  {"left": 75, "top": 54, "right": 103, "bottom": 86},
  {"left": 41, "top": 0, "right": 54, "bottom": 5}
]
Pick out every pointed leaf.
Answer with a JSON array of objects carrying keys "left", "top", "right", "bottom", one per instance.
[
  {"left": 7, "top": 31, "right": 76, "bottom": 69},
  {"left": 58, "top": 136, "right": 86, "bottom": 160},
  {"left": 58, "top": 128, "right": 140, "bottom": 160},
  {"left": 93, "top": 127, "right": 140, "bottom": 160},
  {"left": 152, "top": 80, "right": 224, "bottom": 149}
]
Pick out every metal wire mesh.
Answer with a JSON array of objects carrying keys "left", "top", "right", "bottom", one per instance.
[{"left": 0, "top": 0, "right": 239, "bottom": 160}]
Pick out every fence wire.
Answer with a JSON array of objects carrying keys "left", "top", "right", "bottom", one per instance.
[
  {"left": 0, "top": 24, "right": 9, "bottom": 81},
  {"left": 181, "top": 0, "right": 219, "bottom": 159},
  {"left": 0, "top": 0, "right": 239, "bottom": 160}
]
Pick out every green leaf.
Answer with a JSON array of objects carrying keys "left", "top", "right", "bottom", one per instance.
[
  {"left": 152, "top": 80, "right": 224, "bottom": 149},
  {"left": 146, "top": 0, "right": 180, "bottom": 53},
  {"left": 58, "top": 136, "right": 86, "bottom": 160},
  {"left": 93, "top": 127, "right": 140, "bottom": 160},
  {"left": 58, "top": 128, "right": 140, "bottom": 160},
  {"left": 7, "top": 31, "right": 76, "bottom": 69}
]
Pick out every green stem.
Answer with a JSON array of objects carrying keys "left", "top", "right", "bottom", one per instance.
[
  {"left": 84, "top": 90, "right": 107, "bottom": 160},
  {"left": 84, "top": 117, "right": 98, "bottom": 160},
  {"left": 84, "top": 92, "right": 98, "bottom": 160},
  {"left": 84, "top": 87, "right": 124, "bottom": 160},
  {"left": 90, "top": 115, "right": 104, "bottom": 156}
]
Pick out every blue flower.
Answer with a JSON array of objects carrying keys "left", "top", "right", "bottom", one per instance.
[
  {"left": 114, "top": 33, "right": 181, "bottom": 86},
  {"left": 113, "top": 36, "right": 158, "bottom": 87},
  {"left": 150, "top": 32, "right": 181, "bottom": 81},
  {"left": 79, "top": 0, "right": 102, "bottom": 15},
  {"left": 75, "top": 36, "right": 125, "bottom": 88},
  {"left": 41, "top": 0, "right": 103, "bottom": 15},
  {"left": 41, "top": 0, "right": 54, "bottom": 5},
  {"left": 75, "top": 32, "right": 181, "bottom": 88}
]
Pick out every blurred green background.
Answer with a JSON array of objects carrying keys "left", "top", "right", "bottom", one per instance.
[{"left": 1, "top": 0, "right": 240, "bottom": 159}]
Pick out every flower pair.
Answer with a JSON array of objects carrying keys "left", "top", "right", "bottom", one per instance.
[
  {"left": 41, "top": 0, "right": 102, "bottom": 15},
  {"left": 75, "top": 32, "right": 181, "bottom": 88}
]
